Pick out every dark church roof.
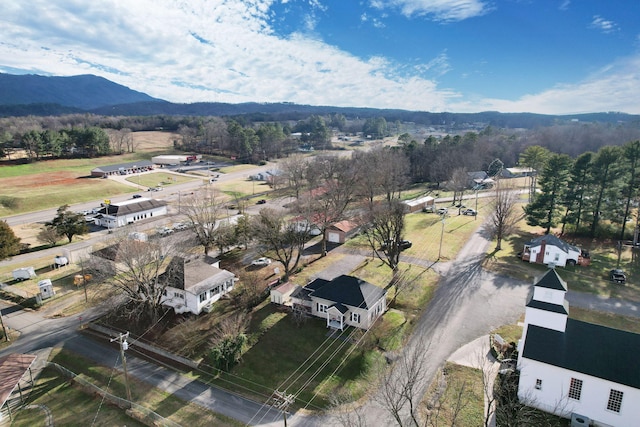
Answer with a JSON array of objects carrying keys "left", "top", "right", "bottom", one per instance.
[
  {"left": 523, "top": 319, "right": 640, "bottom": 389},
  {"left": 533, "top": 268, "right": 568, "bottom": 291}
]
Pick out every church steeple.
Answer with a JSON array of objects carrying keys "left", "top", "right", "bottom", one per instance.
[{"left": 524, "top": 269, "right": 569, "bottom": 332}]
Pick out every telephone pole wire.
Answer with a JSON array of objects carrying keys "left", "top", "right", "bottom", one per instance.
[
  {"left": 111, "top": 331, "right": 132, "bottom": 402},
  {"left": 273, "top": 390, "right": 295, "bottom": 427}
]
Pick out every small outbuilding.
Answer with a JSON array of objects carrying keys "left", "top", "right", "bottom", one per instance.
[
  {"left": 403, "top": 196, "right": 435, "bottom": 213},
  {"left": 325, "top": 220, "right": 360, "bottom": 244},
  {"left": 38, "top": 279, "right": 55, "bottom": 300},
  {"left": 270, "top": 282, "right": 299, "bottom": 306}
]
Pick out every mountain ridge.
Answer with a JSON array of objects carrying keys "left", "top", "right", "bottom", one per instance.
[{"left": 1, "top": 73, "right": 639, "bottom": 129}]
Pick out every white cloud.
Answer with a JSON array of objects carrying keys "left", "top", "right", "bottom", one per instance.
[
  {"left": 0, "top": 0, "right": 457, "bottom": 110},
  {"left": 590, "top": 15, "right": 619, "bottom": 34},
  {"left": 450, "top": 55, "right": 640, "bottom": 114},
  {"left": 0, "top": 0, "right": 637, "bottom": 115},
  {"left": 559, "top": 0, "right": 570, "bottom": 11},
  {"left": 370, "top": 0, "right": 490, "bottom": 22}
]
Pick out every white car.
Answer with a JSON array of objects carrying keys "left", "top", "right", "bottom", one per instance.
[
  {"left": 158, "top": 227, "right": 174, "bottom": 236},
  {"left": 251, "top": 257, "right": 272, "bottom": 266},
  {"left": 173, "top": 222, "right": 189, "bottom": 231}
]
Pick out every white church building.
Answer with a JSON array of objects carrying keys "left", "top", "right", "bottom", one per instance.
[{"left": 517, "top": 269, "right": 640, "bottom": 427}]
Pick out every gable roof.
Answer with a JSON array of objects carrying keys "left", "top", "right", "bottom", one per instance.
[
  {"left": 160, "top": 256, "right": 235, "bottom": 294},
  {"left": 527, "top": 234, "right": 579, "bottom": 254},
  {"left": 328, "top": 220, "right": 359, "bottom": 233},
  {"left": 534, "top": 269, "right": 568, "bottom": 291},
  {"left": 308, "top": 275, "right": 386, "bottom": 310},
  {"left": 523, "top": 319, "right": 640, "bottom": 389},
  {"left": 0, "top": 353, "right": 37, "bottom": 409},
  {"left": 103, "top": 198, "right": 167, "bottom": 216}
]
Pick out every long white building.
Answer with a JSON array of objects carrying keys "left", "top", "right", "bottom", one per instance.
[{"left": 94, "top": 198, "right": 167, "bottom": 229}]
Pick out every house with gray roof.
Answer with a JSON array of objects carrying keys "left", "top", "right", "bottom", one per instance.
[
  {"left": 159, "top": 256, "right": 236, "bottom": 315},
  {"left": 517, "top": 269, "right": 640, "bottom": 426},
  {"left": 521, "top": 234, "right": 589, "bottom": 267},
  {"left": 290, "top": 275, "right": 386, "bottom": 330}
]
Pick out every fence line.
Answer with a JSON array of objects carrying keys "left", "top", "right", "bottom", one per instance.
[{"left": 47, "top": 362, "right": 182, "bottom": 427}]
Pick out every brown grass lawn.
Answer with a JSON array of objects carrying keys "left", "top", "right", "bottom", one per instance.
[{"left": 0, "top": 131, "right": 178, "bottom": 216}]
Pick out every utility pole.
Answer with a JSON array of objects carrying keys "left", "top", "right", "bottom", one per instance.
[
  {"left": 438, "top": 215, "right": 445, "bottom": 260},
  {"left": 273, "top": 390, "right": 294, "bottom": 427},
  {"left": 111, "top": 332, "right": 132, "bottom": 402},
  {"left": 0, "top": 310, "right": 9, "bottom": 342}
]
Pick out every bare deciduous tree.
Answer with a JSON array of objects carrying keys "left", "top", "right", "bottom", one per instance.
[
  {"left": 88, "top": 230, "right": 185, "bottom": 324},
  {"left": 488, "top": 180, "right": 521, "bottom": 251},
  {"left": 37, "top": 226, "right": 61, "bottom": 247},
  {"left": 252, "top": 208, "right": 309, "bottom": 280},
  {"left": 181, "top": 187, "right": 224, "bottom": 255},
  {"left": 305, "top": 155, "right": 358, "bottom": 256},
  {"left": 360, "top": 198, "right": 409, "bottom": 304},
  {"left": 375, "top": 338, "right": 431, "bottom": 427},
  {"left": 447, "top": 168, "right": 469, "bottom": 207},
  {"left": 280, "top": 154, "right": 308, "bottom": 199}
]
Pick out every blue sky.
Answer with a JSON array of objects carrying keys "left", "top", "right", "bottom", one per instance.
[{"left": 2, "top": 0, "right": 639, "bottom": 114}]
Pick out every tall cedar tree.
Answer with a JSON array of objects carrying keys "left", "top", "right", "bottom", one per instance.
[
  {"left": 46, "top": 205, "right": 88, "bottom": 243},
  {"left": 524, "top": 154, "right": 573, "bottom": 234},
  {"left": 587, "top": 146, "right": 622, "bottom": 237},
  {"left": 560, "top": 152, "right": 593, "bottom": 234},
  {"left": 620, "top": 140, "right": 640, "bottom": 240},
  {"left": 0, "top": 220, "right": 21, "bottom": 260}
]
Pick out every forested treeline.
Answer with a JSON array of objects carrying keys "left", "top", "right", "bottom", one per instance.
[
  {"left": 1, "top": 112, "right": 640, "bottom": 192},
  {"left": 523, "top": 141, "right": 640, "bottom": 239}
]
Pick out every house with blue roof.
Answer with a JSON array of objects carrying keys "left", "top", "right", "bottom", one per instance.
[{"left": 517, "top": 269, "right": 640, "bottom": 426}]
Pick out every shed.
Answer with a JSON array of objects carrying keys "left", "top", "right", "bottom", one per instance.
[
  {"left": 403, "top": 196, "right": 435, "bottom": 213},
  {"left": 270, "top": 282, "right": 299, "bottom": 306},
  {"left": 325, "top": 220, "right": 360, "bottom": 243}
]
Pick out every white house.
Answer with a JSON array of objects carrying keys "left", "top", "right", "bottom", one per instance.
[
  {"left": 290, "top": 275, "right": 386, "bottom": 330},
  {"left": 159, "top": 256, "right": 236, "bottom": 315},
  {"left": 517, "top": 269, "right": 640, "bottom": 427},
  {"left": 93, "top": 198, "right": 167, "bottom": 229},
  {"left": 521, "top": 234, "right": 589, "bottom": 267}
]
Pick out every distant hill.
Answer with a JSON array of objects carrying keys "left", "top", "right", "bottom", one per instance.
[
  {"left": 0, "top": 73, "right": 162, "bottom": 110},
  {"left": 0, "top": 73, "right": 639, "bottom": 129}
]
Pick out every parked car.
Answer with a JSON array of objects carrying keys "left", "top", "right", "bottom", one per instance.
[
  {"left": 132, "top": 194, "right": 142, "bottom": 199},
  {"left": 256, "top": 199, "right": 267, "bottom": 205},
  {"left": 251, "top": 257, "right": 272, "bottom": 266},
  {"left": 158, "top": 227, "right": 174, "bottom": 237},
  {"left": 437, "top": 207, "right": 448, "bottom": 215},
  {"left": 609, "top": 269, "right": 626, "bottom": 284},
  {"left": 173, "top": 222, "right": 189, "bottom": 231},
  {"left": 380, "top": 240, "right": 412, "bottom": 251},
  {"left": 462, "top": 208, "right": 477, "bottom": 216}
]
